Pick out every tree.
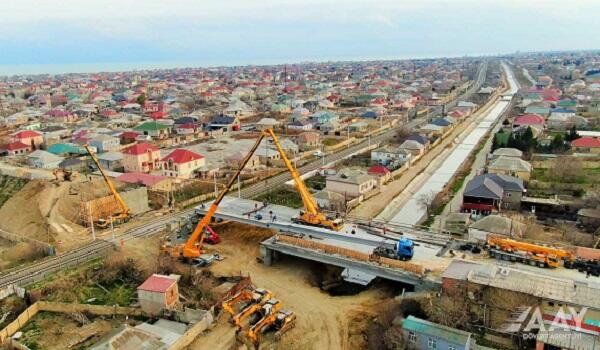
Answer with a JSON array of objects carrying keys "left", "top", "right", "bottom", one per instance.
[
  {"left": 417, "top": 191, "right": 437, "bottom": 217},
  {"left": 567, "top": 125, "right": 580, "bottom": 142},
  {"left": 136, "top": 93, "right": 146, "bottom": 106},
  {"left": 549, "top": 156, "right": 582, "bottom": 183}
]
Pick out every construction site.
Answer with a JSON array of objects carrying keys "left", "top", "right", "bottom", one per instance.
[{"left": 1, "top": 64, "right": 600, "bottom": 350}]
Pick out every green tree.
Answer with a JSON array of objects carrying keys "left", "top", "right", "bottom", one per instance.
[{"left": 136, "top": 93, "right": 146, "bottom": 106}]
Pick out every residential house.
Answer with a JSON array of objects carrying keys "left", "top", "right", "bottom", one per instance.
[
  {"left": 208, "top": 115, "right": 241, "bottom": 131},
  {"left": 47, "top": 143, "right": 86, "bottom": 156},
  {"left": 0, "top": 142, "right": 31, "bottom": 156},
  {"left": 491, "top": 148, "right": 522, "bottom": 159},
  {"left": 310, "top": 111, "right": 339, "bottom": 124},
  {"left": 122, "top": 143, "right": 161, "bottom": 173},
  {"left": 89, "top": 134, "right": 120, "bottom": 153},
  {"left": 119, "top": 131, "right": 140, "bottom": 145},
  {"left": 406, "top": 134, "right": 430, "bottom": 148},
  {"left": 226, "top": 151, "right": 260, "bottom": 170},
  {"left": 326, "top": 168, "right": 378, "bottom": 199},
  {"left": 367, "top": 165, "right": 392, "bottom": 184},
  {"left": 402, "top": 315, "right": 473, "bottom": 350},
  {"left": 571, "top": 137, "right": 600, "bottom": 154},
  {"left": 313, "top": 190, "right": 345, "bottom": 212},
  {"left": 96, "top": 151, "right": 124, "bottom": 171},
  {"left": 467, "top": 215, "right": 525, "bottom": 242},
  {"left": 487, "top": 156, "right": 532, "bottom": 181},
  {"left": 399, "top": 140, "right": 425, "bottom": 157},
  {"left": 44, "top": 109, "right": 77, "bottom": 123},
  {"left": 513, "top": 114, "right": 545, "bottom": 132},
  {"left": 295, "top": 132, "right": 321, "bottom": 151},
  {"left": 257, "top": 117, "right": 280, "bottom": 130},
  {"left": 462, "top": 173, "right": 524, "bottom": 214},
  {"left": 11, "top": 130, "right": 43, "bottom": 147},
  {"left": 288, "top": 119, "right": 313, "bottom": 131},
  {"left": 134, "top": 121, "right": 171, "bottom": 139},
  {"left": 27, "top": 150, "right": 64, "bottom": 169},
  {"left": 349, "top": 122, "right": 368, "bottom": 133},
  {"left": 161, "top": 149, "right": 205, "bottom": 179},
  {"left": 116, "top": 172, "right": 173, "bottom": 192},
  {"left": 224, "top": 99, "right": 253, "bottom": 118},
  {"left": 371, "top": 145, "right": 412, "bottom": 167}
]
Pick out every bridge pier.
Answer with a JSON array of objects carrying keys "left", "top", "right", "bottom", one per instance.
[{"left": 260, "top": 245, "right": 273, "bottom": 266}]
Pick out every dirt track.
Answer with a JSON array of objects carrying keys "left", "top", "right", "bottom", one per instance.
[{"left": 189, "top": 223, "right": 390, "bottom": 350}]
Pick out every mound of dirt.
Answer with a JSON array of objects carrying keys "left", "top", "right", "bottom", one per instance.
[{"left": 0, "top": 177, "right": 127, "bottom": 251}]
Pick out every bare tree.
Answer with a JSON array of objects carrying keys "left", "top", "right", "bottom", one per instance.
[
  {"left": 417, "top": 191, "right": 437, "bottom": 217},
  {"left": 549, "top": 156, "right": 582, "bottom": 183}
]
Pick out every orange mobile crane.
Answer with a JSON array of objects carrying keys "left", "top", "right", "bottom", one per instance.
[
  {"left": 161, "top": 128, "right": 342, "bottom": 261},
  {"left": 486, "top": 236, "right": 575, "bottom": 268},
  {"left": 84, "top": 144, "right": 130, "bottom": 228}
]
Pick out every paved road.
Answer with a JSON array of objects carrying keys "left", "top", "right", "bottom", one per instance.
[{"left": 0, "top": 62, "right": 487, "bottom": 288}]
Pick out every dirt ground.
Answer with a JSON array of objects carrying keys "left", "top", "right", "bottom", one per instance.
[
  {"left": 187, "top": 223, "right": 394, "bottom": 350},
  {"left": 0, "top": 177, "right": 128, "bottom": 252}
]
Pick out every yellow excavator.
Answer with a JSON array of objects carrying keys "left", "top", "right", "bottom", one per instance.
[
  {"left": 84, "top": 144, "right": 130, "bottom": 228},
  {"left": 245, "top": 302, "right": 296, "bottom": 348},
  {"left": 231, "top": 295, "right": 274, "bottom": 328},
  {"left": 161, "top": 128, "right": 342, "bottom": 261},
  {"left": 222, "top": 288, "right": 272, "bottom": 318}
]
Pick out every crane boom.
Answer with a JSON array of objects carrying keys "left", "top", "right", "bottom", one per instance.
[
  {"left": 263, "top": 128, "right": 318, "bottom": 215},
  {"left": 84, "top": 144, "right": 130, "bottom": 219},
  {"left": 181, "top": 132, "right": 267, "bottom": 258}
]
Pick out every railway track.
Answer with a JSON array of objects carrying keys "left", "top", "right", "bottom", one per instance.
[{"left": 0, "top": 209, "right": 193, "bottom": 289}]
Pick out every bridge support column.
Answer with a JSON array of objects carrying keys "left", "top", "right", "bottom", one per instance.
[{"left": 260, "top": 245, "right": 273, "bottom": 266}]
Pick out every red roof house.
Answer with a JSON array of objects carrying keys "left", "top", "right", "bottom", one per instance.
[
  {"left": 368, "top": 165, "right": 391, "bottom": 183},
  {"left": 137, "top": 274, "right": 179, "bottom": 313},
  {"left": 0, "top": 142, "right": 31, "bottom": 156},
  {"left": 513, "top": 114, "right": 545, "bottom": 128},
  {"left": 122, "top": 143, "right": 161, "bottom": 173},
  {"left": 11, "top": 130, "right": 43, "bottom": 146},
  {"left": 572, "top": 137, "right": 600, "bottom": 153},
  {"left": 161, "top": 149, "right": 205, "bottom": 179}
]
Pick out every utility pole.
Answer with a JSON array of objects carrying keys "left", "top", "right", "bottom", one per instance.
[
  {"left": 237, "top": 174, "right": 241, "bottom": 198},
  {"left": 213, "top": 172, "right": 217, "bottom": 197},
  {"left": 110, "top": 216, "right": 115, "bottom": 240},
  {"left": 88, "top": 204, "right": 96, "bottom": 241}
]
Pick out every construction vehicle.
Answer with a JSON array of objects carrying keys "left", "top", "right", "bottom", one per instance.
[
  {"left": 260, "top": 128, "right": 343, "bottom": 231},
  {"left": 373, "top": 237, "right": 414, "bottom": 261},
  {"left": 246, "top": 305, "right": 296, "bottom": 348},
  {"left": 232, "top": 295, "right": 276, "bottom": 329},
  {"left": 52, "top": 168, "right": 78, "bottom": 182},
  {"left": 222, "top": 288, "right": 272, "bottom": 317},
  {"left": 486, "top": 236, "right": 575, "bottom": 268},
  {"left": 160, "top": 130, "right": 267, "bottom": 260},
  {"left": 161, "top": 127, "right": 341, "bottom": 262},
  {"left": 83, "top": 144, "right": 130, "bottom": 228}
]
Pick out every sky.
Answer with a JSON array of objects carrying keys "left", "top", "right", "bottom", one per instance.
[{"left": 1, "top": 0, "right": 600, "bottom": 74}]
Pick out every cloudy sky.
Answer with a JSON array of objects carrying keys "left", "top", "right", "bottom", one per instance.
[{"left": 2, "top": 0, "right": 599, "bottom": 72}]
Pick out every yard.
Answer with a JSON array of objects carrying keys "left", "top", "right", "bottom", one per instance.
[
  {"left": 529, "top": 164, "right": 600, "bottom": 197},
  {"left": 254, "top": 188, "right": 304, "bottom": 209}
]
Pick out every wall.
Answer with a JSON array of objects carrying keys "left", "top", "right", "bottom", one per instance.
[
  {"left": 0, "top": 228, "right": 53, "bottom": 254},
  {"left": 81, "top": 187, "right": 150, "bottom": 223},
  {"left": 168, "top": 310, "right": 214, "bottom": 350},
  {"left": 0, "top": 301, "right": 143, "bottom": 343}
]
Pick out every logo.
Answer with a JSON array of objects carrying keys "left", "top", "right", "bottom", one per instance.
[{"left": 501, "top": 305, "right": 588, "bottom": 340}]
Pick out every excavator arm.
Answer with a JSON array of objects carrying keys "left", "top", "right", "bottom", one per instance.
[
  {"left": 84, "top": 144, "right": 130, "bottom": 220},
  {"left": 182, "top": 133, "right": 267, "bottom": 258}
]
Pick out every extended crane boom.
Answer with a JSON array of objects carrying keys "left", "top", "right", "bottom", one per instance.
[
  {"left": 163, "top": 128, "right": 342, "bottom": 260},
  {"left": 263, "top": 129, "right": 343, "bottom": 231},
  {"left": 84, "top": 144, "right": 130, "bottom": 228},
  {"left": 163, "top": 132, "right": 268, "bottom": 259}
]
